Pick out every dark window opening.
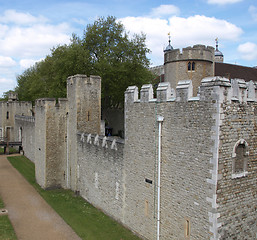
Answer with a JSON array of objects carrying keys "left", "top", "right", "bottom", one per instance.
[
  {"left": 235, "top": 144, "right": 246, "bottom": 173},
  {"left": 192, "top": 62, "right": 195, "bottom": 71},
  {"left": 6, "top": 111, "right": 9, "bottom": 119},
  {"left": 145, "top": 178, "right": 152, "bottom": 184},
  {"left": 188, "top": 61, "right": 196, "bottom": 71},
  {"left": 187, "top": 62, "right": 191, "bottom": 71}
]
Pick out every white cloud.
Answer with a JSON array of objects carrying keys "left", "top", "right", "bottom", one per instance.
[
  {"left": 19, "top": 58, "right": 43, "bottom": 69},
  {"left": 249, "top": 5, "right": 257, "bottom": 21},
  {"left": 0, "top": 56, "right": 16, "bottom": 67},
  {"left": 150, "top": 5, "right": 180, "bottom": 17},
  {"left": 120, "top": 15, "right": 243, "bottom": 65},
  {"left": 0, "top": 9, "right": 48, "bottom": 25},
  {"left": 237, "top": 42, "right": 257, "bottom": 61},
  {"left": 0, "top": 23, "right": 71, "bottom": 58},
  {"left": 0, "top": 77, "right": 14, "bottom": 84},
  {"left": 207, "top": 0, "right": 243, "bottom": 5}
]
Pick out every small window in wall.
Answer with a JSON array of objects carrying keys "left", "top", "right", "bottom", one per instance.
[
  {"left": 87, "top": 111, "right": 90, "bottom": 121},
  {"left": 187, "top": 61, "right": 196, "bottom": 71},
  {"left": 187, "top": 62, "right": 191, "bottom": 71},
  {"left": 232, "top": 139, "right": 249, "bottom": 178},
  {"left": 6, "top": 111, "right": 9, "bottom": 119},
  {"left": 192, "top": 62, "right": 195, "bottom": 71}
]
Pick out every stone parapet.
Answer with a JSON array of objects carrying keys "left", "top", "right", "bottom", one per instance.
[
  {"left": 125, "top": 77, "right": 257, "bottom": 105},
  {"left": 15, "top": 115, "right": 35, "bottom": 122},
  {"left": 165, "top": 44, "right": 215, "bottom": 64}
]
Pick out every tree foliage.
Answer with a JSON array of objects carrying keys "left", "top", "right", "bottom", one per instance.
[{"left": 15, "top": 16, "right": 154, "bottom": 108}]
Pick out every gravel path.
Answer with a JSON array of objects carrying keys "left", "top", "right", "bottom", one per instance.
[{"left": 0, "top": 154, "right": 81, "bottom": 240}]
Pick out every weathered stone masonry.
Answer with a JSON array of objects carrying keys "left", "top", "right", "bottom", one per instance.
[{"left": 3, "top": 74, "right": 256, "bottom": 240}]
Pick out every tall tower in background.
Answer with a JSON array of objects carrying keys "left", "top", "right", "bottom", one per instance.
[{"left": 163, "top": 37, "right": 215, "bottom": 96}]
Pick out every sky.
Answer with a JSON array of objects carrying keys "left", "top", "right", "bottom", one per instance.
[{"left": 0, "top": 0, "right": 257, "bottom": 97}]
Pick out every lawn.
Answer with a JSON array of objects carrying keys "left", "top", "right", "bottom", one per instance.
[
  {"left": 0, "top": 147, "right": 19, "bottom": 155},
  {"left": 0, "top": 196, "right": 17, "bottom": 240},
  {"left": 7, "top": 155, "right": 141, "bottom": 240}
]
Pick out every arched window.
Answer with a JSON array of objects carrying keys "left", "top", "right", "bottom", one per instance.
[
  {"left": 192, "top": 62, "right": 195, "bottom": 71},
  {"left": 187, "top": 62, "right": 191, "bottom": 71},
  {"left": 232, "top": 139, "right": 249, "bottom": 178},
  {"left": 187, "top": 62, "right": 196, "bottom": 71}
]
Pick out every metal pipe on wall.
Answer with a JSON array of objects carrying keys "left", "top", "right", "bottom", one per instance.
[{"left": 157, "top": 115, "right": 164, "bottom": 240}]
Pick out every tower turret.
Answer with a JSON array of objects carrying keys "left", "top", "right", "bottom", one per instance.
[
  {"left": 214, "top": 38, "right": 224, "bottom": 63},
  {"left": 164, "top": 43, "right": 215, "bottom": 96}
]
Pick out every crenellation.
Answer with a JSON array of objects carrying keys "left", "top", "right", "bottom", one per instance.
[
  {"left": 125, "top": 86, "right": 139, "bottom": 103},
  {"left": 246, "top": 80, "right": 256, "bottom": 101},
  {"left": 175, "top": 80, "right": 193, "bottom": 102},
  {"left": 156, "top": 82, "right": 171, "bottom": 102},
  {"left": 140, "top": 84, "right": 153, "bottom": 102}
]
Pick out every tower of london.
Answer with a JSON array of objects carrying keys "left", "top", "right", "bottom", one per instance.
[{"left": 0, "top": 41, "right": 256, "bottom": 239}]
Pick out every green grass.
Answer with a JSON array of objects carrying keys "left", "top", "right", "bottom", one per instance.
[
  {"left": 0, "top": 196, "right": 17, "bottom": 240},
  {"left": 0, "top": 147, "right": 19, "bottom": 155},
  {"left": 7, "top": 155, "right": 141, "bottom": 240}
]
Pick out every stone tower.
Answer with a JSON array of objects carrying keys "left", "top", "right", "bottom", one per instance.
[
  {"left": 66, "top": 74, "right": 101, "bottom": 190},
  {"left": 164, "top": 43, "right": 215, "bottom": 96}
]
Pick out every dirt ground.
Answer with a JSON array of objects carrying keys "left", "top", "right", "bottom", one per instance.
[{"left": 0, "top": 154, "right": 81, "bottom": 240}]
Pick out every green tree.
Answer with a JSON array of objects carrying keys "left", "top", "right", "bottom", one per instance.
[
  {"left": 83, "top": 16, "right": 153, "bottom": 109},
  {"left": 15, "top": 16, "right": 154, "bottom": 108}
]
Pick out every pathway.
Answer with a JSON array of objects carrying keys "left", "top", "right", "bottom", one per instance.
[{"left": 0, "top": 154, "right": 81, "bottom": 240}]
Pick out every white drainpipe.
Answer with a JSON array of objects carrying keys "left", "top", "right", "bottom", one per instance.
[
  {"left": 157, "top": 115, "right": 164, "bottom": 240},
  {"left": 66, "top": 113, "right": 69, "bottom": 188}
]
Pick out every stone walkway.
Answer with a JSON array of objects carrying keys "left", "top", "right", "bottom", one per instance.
[{"left": 0, "top": 154, "right": 81, "bottom": 240}]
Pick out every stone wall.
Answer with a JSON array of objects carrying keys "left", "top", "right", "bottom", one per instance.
[
  {"left": 4, "top": 74, "right": 256, "bottom": 240},
  {"left": 215, "top": 80, "right": 257, "bottom": 239},
  {"left": 15, "top": 115, "right": 35, "bottom": 161},
  {"left": 67, "top": 75, "right": 101, "bottom": 191},
  {"left": 123, "top": 81, "right": 219, "bottom": 239},
  {"left": 0, "top": 100, "right": 32, "bottom": 141},
  {"left": 77, "top": 133, "right": 125, "bottom": 223},
  {"left": 35, "top": 98, "right": 68, "bottom": 189}
]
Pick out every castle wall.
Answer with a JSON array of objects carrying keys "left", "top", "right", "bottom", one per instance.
[
  {"left": 77, "top": 133, "right": 125, "bottom": 223},
  {"left": 216, "top": 88, "right": 256, "bottom": 238},
  {"left": 15, "top": 115, "right": 35, "bottom": 161},
  {"left": 0, "top": 101, "right": 32, "bottom": 142},
  {"left": 123, "top": 82, "right": 220, "bottom": 239},
  {"left": 67, "top": 75, "right": 101, "bottom": 191},
  {"left": 35, "top": 98, "right": 68, "bottom": 189},
  {"left": 2, "top": 72, "right": 255, "bottom": 240}
]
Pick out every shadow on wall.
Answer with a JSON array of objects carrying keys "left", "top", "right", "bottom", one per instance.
[{"left": 102, "top": 108, "right": 124, "bottom": 138}]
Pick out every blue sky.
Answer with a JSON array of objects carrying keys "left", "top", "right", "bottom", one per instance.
[{"left": 1, "top": 0, "right": 257, "bottom": 97}]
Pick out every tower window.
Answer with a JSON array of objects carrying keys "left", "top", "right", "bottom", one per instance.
[
  {"left": 232, "top": 139, "right": 249, "bottom": 178},
  {"left": 187, "top": 62, "right": 191, "bottom": 71},
  {"left": 192, "top": 62, "right": 195, "bottom": 71},
  {"left": 187, "top": 61, "right": 195, "bottom": 71},
  {"left": 6, "top": 111, "right": 9, "bottom": 119}
]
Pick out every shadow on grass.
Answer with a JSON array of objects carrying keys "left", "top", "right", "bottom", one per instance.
[{"left": 7, "top": 155, "right": 141, "bottom": 240}]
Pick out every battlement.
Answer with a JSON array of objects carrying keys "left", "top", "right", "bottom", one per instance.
[
  {"left": 35, "top": 98, "right": 68, "bottom": 108},
  {"left": 15, "top": 115, "right": 35, "bottom": 122},
  {"left": 67, "top": 74, "right": 101, "bottom": 88},
  {"left": 164, "top": 44, "right": 214, "bottom": 64},
  {"left": 125, "top": 77, "right": 256, "bottom": 104}
]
